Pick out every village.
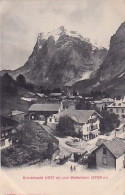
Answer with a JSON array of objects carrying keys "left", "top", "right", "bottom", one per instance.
[{"left": 1, "top": 90, "right": 125, "bottom": 171}]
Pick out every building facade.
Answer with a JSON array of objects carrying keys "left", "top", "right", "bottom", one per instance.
[
  {"left": 47, "top": 109, "right": 102, "bottom": 141},
  {"left": 0, "top": 115, "right": 18, "bottom": 148},
  {"left": 107, "top": 101, "right": 125, "bottom": 121},
  {"left": 28, "top": 103, "right": 63, "bottom": 120},
  {"left": 95, "top": 137, "right": 125, "bottom": 170}
]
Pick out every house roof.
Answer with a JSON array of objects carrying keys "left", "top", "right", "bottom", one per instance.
[
  {"left": 96, "top": 138, "right": 107, "bottom": 146},
  {"left": 101, "top": 98, "right": 114, "bottom": 103},
  {"left": 49, "top": 93, "right": 62, "bottom": 96},
  {"left": 94, "top": 98, "right": 114, "bottom": 104},
  {"left": 36, "top": 93, "right": 47, "bottom": 98},
  {"left": 28, "top": 104, "right": 61, "bottom": 112},
  {"left": 107, "top": 101, "right": 125, "bottom": 108},
  {"left": 103, "top": 137, "right": 125, "bottom": 158},
  {"left": 12, "top": 110, "right": 25, "bottom": 116},
  {"left": 53, "top": 109, "right": 102, "bottom": 124}
]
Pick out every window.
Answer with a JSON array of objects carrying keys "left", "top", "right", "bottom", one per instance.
[
  {"left": 49, "top": 118, "right": 52, "bottom": 122},
  {"left": 116, "top": 108, "right": 119, "bottom": 113},
  {"left": 122, "top": 115, "right": 125, "bottom": 118},
  {"left": 5, "top": 132, "right": 8, "bottom": 136},
  {"left": 118, "top": 103, "right": 121, "bottom": 106},
  {"left": 110, "top": 109, "right": 113, "bottom": 113},
  {"left": 116, "top": 114, "right": 119, "bottom": 118},
  {"left": 31, "top": 115, "right": 34, "bottom": 120},
  {"left": 102, "top": 157, "right": 107, "bottom": 165},
  {"left": 122, "top": 109, "right": 124, "bottom": 113},
  {"left": 103, "top": 147, "right": 107, "bottom": 154}
]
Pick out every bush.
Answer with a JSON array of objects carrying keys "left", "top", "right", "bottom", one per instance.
[
  {"left": 100, "top": 110, "right": 120, "bottom": 134},
  {"left": 56, "top": 116, "right": 75, "bottom": 137}
]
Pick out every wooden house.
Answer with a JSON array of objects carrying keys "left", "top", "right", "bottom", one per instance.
[{"left": 95, "top": 137, "right": 125, "bottom": 170}]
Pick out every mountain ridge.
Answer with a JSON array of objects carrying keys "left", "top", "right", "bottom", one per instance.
[
  {"left": 73, "top": 21, "right": 125, "bottom": 96},
  {"left": 2, "top": 26, "right": 107, "bottom": 88}
]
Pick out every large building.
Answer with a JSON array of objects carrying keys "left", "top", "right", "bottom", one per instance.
[
  {"left": 95, "top": 137, "right": 125, "bottom": 170},
  {"left": 94, "top": 98, "right": 114, "bottom": 111},
  {"left": 28, "top": 103, "right": 63, "bottom": 120},
  {"left": 47, "top": 108, "right": 102, "bottom": 140},
  {"left": 107, "top": 101, "right": 125, "bottom": 120}
]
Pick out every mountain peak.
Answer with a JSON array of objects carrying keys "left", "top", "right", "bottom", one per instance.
[
  {"left": 37, "top": 26, "right": 89, "bottom": 42},
  {"left": 58, "top": 26, "right": 66, "bottom": 31}
]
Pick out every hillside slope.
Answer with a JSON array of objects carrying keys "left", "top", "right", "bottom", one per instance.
[
  {"left": 1, "top": 120, "right": 59, "bottom": 167},
  {"left": 1, "top": 87, "right": 34, "bottom": 115}
]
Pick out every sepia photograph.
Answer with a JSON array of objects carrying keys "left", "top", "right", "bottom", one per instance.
[{"left": 0, "top": 0, "right": 125, "bottom": 194}]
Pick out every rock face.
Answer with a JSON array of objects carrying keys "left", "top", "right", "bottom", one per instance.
[
  {"left": 74, "top": 21, "right": 125, "bottom": 96},
  {"left": 10, "top": 26, "right": 107, "bottom": 88},
  {"left": 98, "top": 21, "right": 125, "bottom": 82}
]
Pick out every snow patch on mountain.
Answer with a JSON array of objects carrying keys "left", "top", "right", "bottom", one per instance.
[
  {"left": 118, "top": 72, "right": 125, "bottom": 78},
  {"left": 79, "top": 71, "right": 92, "bottom": 80},
  {"left": 38, "top": 26, "right": 89, "bottom": 43}
]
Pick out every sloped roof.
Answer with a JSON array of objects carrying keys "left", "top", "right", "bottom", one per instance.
[
  {"left": 94, "top": 98, "right": 114, "bottom": 104},
  {"left": 12, "top": 110, "right": 25, "bottom": 116},
  {"left": 28, "top": 104, "right": 60, "bottom": 112},
  {"left": 49, "top": 93, "right": 62, "bottom": 96},
  {"left": 36, "top": 93, "right": 47, "bottom": 98},
  {"left": 101, "top": 98, "right": 114, "bottom": 103},
  {"left": 103, "top": 137, "right": 125, "bottom": 158},
  {"left": 54, "top": 109, "right": 102, "bottom": 123},
  {"left": 96, "top": 138, "right": 107, "bottom": 146},
  {"left": 107, "top": 101, "right": 125, "bottom": 108}
]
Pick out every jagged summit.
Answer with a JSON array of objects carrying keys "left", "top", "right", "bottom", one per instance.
[
  {"left": 7, "top": 26, "right": 107, "bottom": 88},
  {"left": 37, "top": 26, "right": 89, "bottom": 43}
]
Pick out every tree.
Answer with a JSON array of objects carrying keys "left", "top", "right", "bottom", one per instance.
[
  {"left": 1, "top": 73, "right": 17, "bottom": 94},
  {"left": 75, "top": 99, "right": 91, "bottom": 110},
  {"left": 73, "top": 90, "right": 77, "bottom": 96},
  {"left": 16, "top": 74, "right": 26, "bottom": 88},
  {"left": 46, "top": 142, "right": 54, "bottom": 161},
  {"left": 100, "top": 110, "right": 120, "bottom": 134},
  {"left": 52, "top": 88, "right": 61, "bottom": 93},
  {"left": 56, "top": 116, "right": 75, "bottom": 136}
]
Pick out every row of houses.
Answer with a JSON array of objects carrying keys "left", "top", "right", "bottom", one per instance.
[
  {"left": 29, "top": 92, "right": 125, "bottom": 121},
  {"left": 27, "top": 102, "right": 102, "bottom": 141},
  {"left": 1, "top": 112, "right": 125, "bottom": 170},
  {"left": 30, "top": 92, "right": 84, "bottom": 104}
]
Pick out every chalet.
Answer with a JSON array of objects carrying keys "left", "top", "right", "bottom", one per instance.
[
  {"left": 9, "top": 110, "right": 26, "bottom": 122},
  {"left": 95, "top": 138, "right": 107, "bottom": 147},
  {"left": 107, "top": 101, "right": 125, "bottom": 120},
  {"left": 0, "top": 115, "right": 18, "bottom": 148},
  {"left": 95, "top": 137, "right": 125, "bottom": 170},
  {"left": 49, "top": 93, "right": 62, "bottom": 98},
  {"left": 28, "top": 103, "right": 63, "bottom": 120},
  {"left": 48, "top": 93, "right": 62, "bottom": 103},
  {"left": 47, "top": 109, "right": 102, "bottom": 140},
  {"left": 94, "top": 98, "right": 114, "bottom": 111},
  {"left": 33, "top": 93, "right": 48, "bottom": 103}
]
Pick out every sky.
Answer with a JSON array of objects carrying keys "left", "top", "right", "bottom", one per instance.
[{"left": 0, "top": 0, "right": 125, "bottom": 70}]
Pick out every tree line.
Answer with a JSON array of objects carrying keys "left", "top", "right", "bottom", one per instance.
[{"left": 0, "top": 73, "right": 62, "bottom": 95}]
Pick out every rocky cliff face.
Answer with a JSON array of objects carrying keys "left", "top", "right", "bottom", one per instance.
[
  {"left": 10, "top": 26, "right": 107, "bottom": 88},
  {"left": 74, "top": 21, "right": 125, "bottom": 96},
  {"left": 99, "top": 21, "right": 125, "bottom": 82}
]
